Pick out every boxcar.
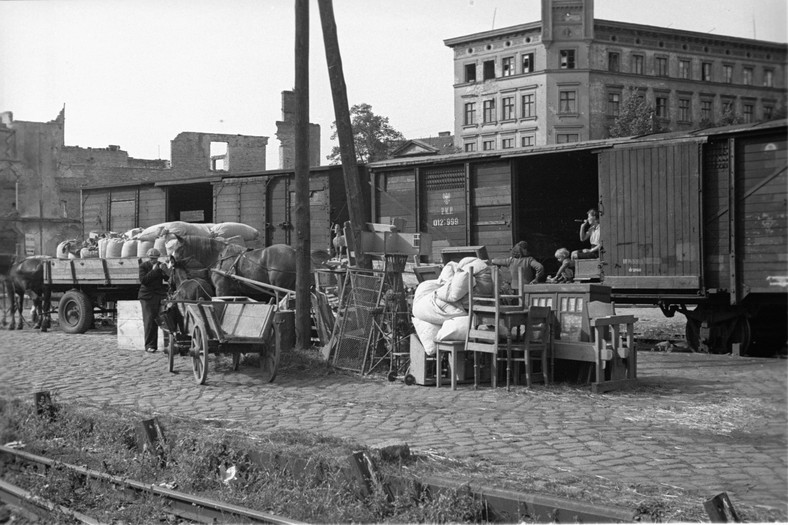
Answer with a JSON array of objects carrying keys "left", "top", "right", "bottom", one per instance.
[
  {"left": 81, "top": 165, "right": 363, "bottom": 254},
  {"left": 369, "top": 120, "right": 787, "bottom": 355}
]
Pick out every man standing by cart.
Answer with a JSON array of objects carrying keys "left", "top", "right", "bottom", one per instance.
[{"left": 138, "top": 248, "right": 169, "bottom": 353}]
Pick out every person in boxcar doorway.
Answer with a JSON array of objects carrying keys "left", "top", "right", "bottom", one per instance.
[
  {"left": 547, "top": 248, "right": 574, "bottom": 283},
  {"left": 490, "top": 241, "right": 546, "bottom": 293},
  {"left": 138, "top": 248, "right": 169, "bottom": 353},
  {"left": 572, "top": 208, "right": 601, "bottom": 260}
]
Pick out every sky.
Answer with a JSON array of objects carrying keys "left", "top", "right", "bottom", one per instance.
[{"left": 1, "top": 0, "right": 786, "bottom": 171}]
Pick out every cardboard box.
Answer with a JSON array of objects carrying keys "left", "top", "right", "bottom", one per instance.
[{"left": 117, "top": 300, "right": 164, "bottom": 350}]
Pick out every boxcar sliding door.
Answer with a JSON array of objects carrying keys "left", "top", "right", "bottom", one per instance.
[{"left": 598, "top": 141, "right": 703, "bottom": 294}]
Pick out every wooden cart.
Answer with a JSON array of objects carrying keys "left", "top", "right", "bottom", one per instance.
[{"left": 160, "top": 297, "right": 279, "bottom": 385}]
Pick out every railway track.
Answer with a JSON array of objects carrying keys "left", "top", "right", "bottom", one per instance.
[{"left": 0, "top": 445, "right": 305, "bottom": 524}]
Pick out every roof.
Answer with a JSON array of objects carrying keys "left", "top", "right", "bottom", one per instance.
[
  {"left": 444, "top": 18, "right": 787, "bottom": 48},
  {"left": 390, "top": 135, "right": 457, "bottom": 158},
  {"left": 368, "top": 119, "right": 787, "bottom": 170}
]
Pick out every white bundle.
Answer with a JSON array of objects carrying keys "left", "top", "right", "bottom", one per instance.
[
  {"left": 135, "top": 223, "right": 171, "bottom": 242},
  {"left": 210, "top": 222, "right": 259, "bottom": 241},
  {"left": 121, "top": 240, "right": 138, "bottom": 258},
  {"left": 136, "top": 240, "right": 154, "bottom": 258},
  {"left": 105, "top": 238, "right": 124, "bottom": 258},
  {"left": 162, "top": 221, "right": 213, "bottom": 238}
]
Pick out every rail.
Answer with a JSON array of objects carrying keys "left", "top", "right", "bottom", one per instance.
[{"left": 0, "top": 446, "right": 305, "bottom": 525}]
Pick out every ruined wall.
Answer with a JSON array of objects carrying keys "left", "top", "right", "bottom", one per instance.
[{"left": 170, "top": 132, "right": 267, "bottom": 176}]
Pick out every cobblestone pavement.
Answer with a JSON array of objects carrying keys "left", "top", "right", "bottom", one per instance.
[{"left": 0, "top": 327, "right": 785, "bottom": 515}]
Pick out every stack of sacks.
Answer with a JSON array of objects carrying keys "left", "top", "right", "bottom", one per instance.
[{"left": 410, "top": 257, "right": 493, "bottom": 355}]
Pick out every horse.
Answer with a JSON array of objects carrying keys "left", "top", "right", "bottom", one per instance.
[
  {"left": 4, "top": 257, "right": 52, "bottom": 331},
  {"left": 164, "top": 257, "right": 215, "bottom": 335},
  {"left": 169, "top": 235, "right": 330, "bottom": 302}
]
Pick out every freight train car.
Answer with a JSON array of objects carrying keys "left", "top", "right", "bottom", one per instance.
[
  {"left": 81, "top": 165, "right": 365, "bottom": 254},
  {"left": 368, "top": 120, "right": 787, "bottom": 356}
]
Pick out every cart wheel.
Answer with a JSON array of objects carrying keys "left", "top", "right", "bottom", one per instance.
[
  {"left": 387, "top": 371, "right": 398, "bottom": 382},
  {"left": 404, "top": 374, "right": 416, "bottom": 386},
  {"left": 232, "top": 352, "right": 241, "bottom": 371},
  {"left": 191, "top": 325, "right": 209, "bottom": 384},
  {"left": 259, "top": 343, "right": 280, "bottom": 383},
  {"left": 168, "top": 336, "right": 176, "bottom": 373}
]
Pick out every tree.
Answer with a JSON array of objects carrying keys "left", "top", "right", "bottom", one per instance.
[
  {"left": 327, "top": 103, "right": 404, "bottom": 164},
  {"left": 608, "top": 87, "right": 664, "bottom": 138}
]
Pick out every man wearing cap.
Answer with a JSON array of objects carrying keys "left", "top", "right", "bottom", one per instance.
[{"left": 138, "top": 248, "right": 169, "bottom": 353}]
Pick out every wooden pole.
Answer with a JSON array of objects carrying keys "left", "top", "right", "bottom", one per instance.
[
  {"left": 294, "top": 0, "right": 311, "bottom": 349},
  {"left": 318, "top": 0, "right": 370, "bottom": 269}
]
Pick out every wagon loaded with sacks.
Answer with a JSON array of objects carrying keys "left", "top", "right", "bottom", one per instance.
[{"left": 43, "top": 221, "right": 260, "bottom": 334}]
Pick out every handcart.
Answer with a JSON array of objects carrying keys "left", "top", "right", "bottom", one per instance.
[{"left": 159, "top": 297, "right": 279, "bottom": 385}]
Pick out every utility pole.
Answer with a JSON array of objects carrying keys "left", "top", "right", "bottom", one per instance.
[
  {"left": 294, "top": 0, "right": 311, "bottom": 349},
  {"left": 318, "top": 0, "right": 370, "bottom": 269}
]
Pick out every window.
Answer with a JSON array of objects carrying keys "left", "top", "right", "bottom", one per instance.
[
  {"left": 464, "top": 142, "right": 477, "bottom": 152},
  {"left": 743, "top": 104, "right": 754, "bottom": 123},
  {"left": 464, "top": 63, "right": 476, "bottom": 83},
  {"left": 482, "top": 139, "right": 496, "bottom": 151},
  {"left": 556, "top": 133, "right": 579, "bottom": 143},
  {"left": 483, "top": 99, "right": 496, "bottom": 123},
  {"left": 608, "top": 52, "right": 620, "bottom": 72},
  {"left": 502, "top": 57, "right": 515, "bottom": 77},
  {"left": 723, "top": 65, "right": 733, "bottom": 84},
  {"left": 701, "top": 100, "right": 712, "bottom": 121},
  {"left": 678, "top": 98, "right": 691, "bottom": 122},
  {"left": 522, "top": 53, "right": 534, "bottom": 74},
  {"left": 560, "top": 49, "right": 575, "bottom": 69},
  {"left": 679, "top": 60, "right": 691, "bottom": 79},
  {"left": 210, "top": 141, "right": 228, "bottom": 171},
  {"left": 502, "top": 137, "right": 514, "bottom": 149},
  {"left": 656, "top": 57, "right": 668, "bottom": 76},
  {"left": 632, "top": 55, "right": 644, "bottom": 75},
  {"left": 559, "top": 91, "right": 576, "bottom": 113},
  {"left": 743, "top": 67, "right": 753, "bottom": 85},
  {"left": 521, "top": 93, "right": 535, "bottom": 118},
  {"left": 502, "top": 96, "right": 515, "bottom": 120},
  {"left": 702, "top": 62, "right": 712, "bottom": 81},
  {"left": 764, "top": 69, "right": 774, "bottom": 87},
  {"left": 655, "top": 96, "right": 668, "bottom": 118},
  {"left": 764, "top": 105, "right": 774, "bottom": 120},
  {"left": 521, "top": 135, "right": 535, "bottom": 147},
  {"left": 608, "top": 92, "right": 621, "bottom": 117},
  {"left": 722, "top": 99, "right": 734, "bottom": 114},
  {"left": 464, "top": 102, "right": 477, "bottom": 125},
  {"left": 483, "top": 60, "right": 495, "bottom": 80}
]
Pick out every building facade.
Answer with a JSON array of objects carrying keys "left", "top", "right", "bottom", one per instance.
[{"left": 445, "top": 0, "right": 787, "bottom": 152}]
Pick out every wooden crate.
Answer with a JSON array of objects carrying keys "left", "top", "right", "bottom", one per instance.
[{"left": 117, "top": 300, "right": 164, "bottom": 350}]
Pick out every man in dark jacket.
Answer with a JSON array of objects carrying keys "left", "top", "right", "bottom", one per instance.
[{"left": 138, "top": 248, "right": 169, "bottom": 353}]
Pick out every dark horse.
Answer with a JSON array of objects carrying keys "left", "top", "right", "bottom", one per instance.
[
  {"left": 164, "top": 257, "right": 215, "bottom": 335},
  {"left": 4, "top": 257, "right": 52, "bottom": 331},
  {"left": 169, "top": 235, "right": 329, "bottom": 302}
]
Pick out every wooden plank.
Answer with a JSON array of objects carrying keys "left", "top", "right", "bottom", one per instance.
[
  {"left": 604, "top": 275, "right": 700, "bottom": 289},
  {"left": 553, "top": 342, "right": 612, "bottom": 362}
]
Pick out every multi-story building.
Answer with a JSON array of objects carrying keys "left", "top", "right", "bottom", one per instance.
[{"left": 445, "top": 0, "right": 787, "bottom": 151}]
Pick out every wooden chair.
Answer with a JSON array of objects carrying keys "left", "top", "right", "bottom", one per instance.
[
  {"left": 465, "top": 266, "right": 502, "bottom": 389},
  {"left": 504, "top": 306, "right": 552, "bottom": 388},
  {"left": 586, "top": 301, "right": 638, "bottom": 388}
]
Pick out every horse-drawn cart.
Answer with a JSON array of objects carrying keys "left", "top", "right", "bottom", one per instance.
[{"left": 160, "top": 297, "right": 280, "bottom": 385}]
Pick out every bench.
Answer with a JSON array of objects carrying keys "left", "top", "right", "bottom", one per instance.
[{"left": 552, "top": 301, "right": 638, "bottom": 393}]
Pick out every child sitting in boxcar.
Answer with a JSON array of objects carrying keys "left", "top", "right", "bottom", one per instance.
[
  {"left": 571, "top": 208, "right": 601, "bottom": 260},
  {"left": 547, "top": 248, "right": 574, "bottom": 283}
]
